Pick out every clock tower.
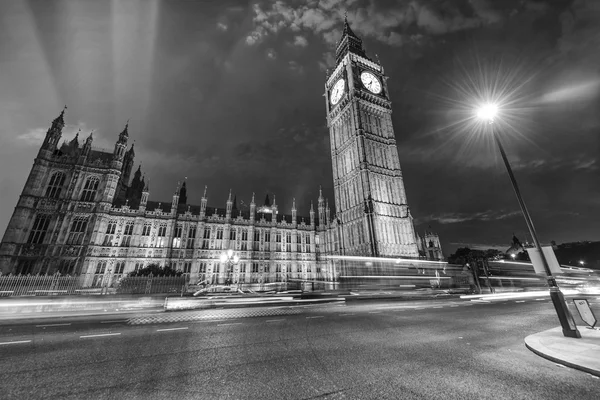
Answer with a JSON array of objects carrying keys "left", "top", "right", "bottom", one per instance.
[{"left": 325, "top": 17, "right": 419, "bottom": 258}]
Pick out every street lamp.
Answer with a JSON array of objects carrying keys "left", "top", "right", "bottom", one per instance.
[
  {"left": 511, "top": 253, "right": 516, "bottom": 260},
  {"left": 220, "top": 249, "right": 239, "bottom": 286},
  {"left": 476, "top": 103, "right": 581, "bottom": 338},
  {"left": 579, "top": 260, "right": 585, "bottom": 267}
]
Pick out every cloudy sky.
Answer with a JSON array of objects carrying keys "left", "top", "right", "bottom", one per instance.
[{"left": 0, "top": 0, "right": 598, "bottom": 255}]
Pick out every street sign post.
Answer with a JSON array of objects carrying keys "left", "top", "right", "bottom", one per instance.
[{"left": 573, "top": 299, "right": 597, "bottom": 329}]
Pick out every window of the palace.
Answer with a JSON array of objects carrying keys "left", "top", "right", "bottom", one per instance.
[
  {"left": 45, "top": 171, "right": 66, "bottom": 199},
  {"left": 187, "top": 227, "right": 196, "bottom": 249},
  {"left": 203, "top": 228, "right": 211, "bottom": 239},
  {"left": 254, "top": 230, "right": 260, "bottom": 242},
  {"left": 134, "top": 262, "right": 143, "bottom": 272},
  {"left": 39, "top": 259, "right": 51, "bottom": 275},
  {"left": 265, "top": 232, "right": 271, "bottom": 243},
  {"left": 58, "top": 259, "right": 77, "bottom": 275},
  {"left": 216, "top": 229, "right": 223, "bottom": 240},
  {"left": 16, "top": 259, "right": 34, "bottom": 275},
  {"left": 173, "top": 225, "right": 182, "bottom": 248},
  {"left": 103, "top": 221, "right": 117, "bottom": 246},
  {"left": 202, "top": 238, "right": 209, "bottom": 249},
  {"left": 307, "top": 265, "right": 312, "bottom": 273},
  {"left": 306, "top": 234, "right": 310, "bottom": 245},
  {"left": 241, "top": 241, "right": 247, "bottom": 251},
  {"left": 121, "top": 223, "right": 134, "bottom": 247},
  {"left": 114, "top": 261, "right": 125, "bottom": 275},
  {"left": 241, "top": 230, "right": 248, "bottom": 241},
  {"left": 80, "top": 177, "right": 100, "bottom": 202},
  {"left": 67, "top": 217, "right": 88, "bottom": 245},
  {"left": 229, "top": 229, "right": 236, "bottom": 241},
  {"left": 199, "top": 262, "right": 207, "bottom": 274},
  {"left": 93, "top": 261, "right": 107, "bottom": 287},
  {"left": 157, "top": 224, "right": 167, "bottom": 247},
  {"left": 142, "top": 224, "right": 151, "bottom": 236},
  {"left": 27, "top": 214, "right": 51, "bottom": 244},
  {"left": 183, "top": 262, "right": 191, "bottom": 274}
]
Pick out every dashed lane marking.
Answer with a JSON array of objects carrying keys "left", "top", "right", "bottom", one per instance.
[
  {"left": 80, "top": 333, "right": 121, "bottom": 339},
  {"left": 0, "top": 340, "right": 31, "bottom": 345},
  {"left": 156, "top": 327, "right": 189, "bottom": 332},
  {"left": 339, "top": 314, "right": 355, "bottom": 316},
  {"left": 266, "top": 319, "right": 285, "bottom": 323},
  {"left": 306, "top": 316, "right": 324, "bottom": 319},
  {"left": 433, "top": 306, "right": 443, "bottom": 308},
  {"left": 516, "top": 301, "right": 526, "bottom": 303},
  {"left": 536, "top": 298, "right": 546, "bottom": 301},
  {"left": 368, "top": 311, "right": 382, "bottom": 314},
  {"left": 101, "top": 320, "right": 128, "bottom": 324},
  {"left": 218, "top": 323, "right": 243, "bottom": 326},
  {"left": 36, "top": 323, "right": 71, "bottom": 328}
]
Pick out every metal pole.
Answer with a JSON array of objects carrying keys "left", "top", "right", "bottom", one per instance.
[{"left": 490, "top": 123, "right": 580, "bottom": 338}]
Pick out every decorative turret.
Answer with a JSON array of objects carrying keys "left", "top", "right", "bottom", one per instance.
[
  {"left": 249, "top": 192, "right": 256, "bottom": 221},
  {"left": 178, "top": 178, "right": 187, "bottom": 205},
  {"left": 112, "top": 121, "right": 129, "bottom": 167},
  {"left": 318, "top": 186, "right": 325, "bottom": 225},
  {"left": 309, "top": 201, "right": 315, "bottom": 227},
  {"left": 40, "top": 106, "right": 66, "bottom": 155},
  {"left": 82, "top": 131, "right": 93, "bottom": 156},
  {"left": 200, "top": 186, "right": 208, "bottom": 218},
  {"left": 139, "top": 178, "right": 149, "bottom": 211},
  {"left": 171, "top": 181, "right": 180, "bottom": 213},
  {"left": 325, "top": 198, "right": 331, "bottom": 225},
  {"left": 271, "top": 195, "right": 278, "bottom": 216},
  {"left": 121, "top": 144, "right": 135, "bottom": 185},
  {"left": 226, "top": 189, "right": 233, "bottom": 219},
  {"left": 291, "top": 198, "right": 297, "bottom": 225}
]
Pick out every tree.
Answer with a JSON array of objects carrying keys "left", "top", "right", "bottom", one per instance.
[{"left": 128, "top": 263, "right": 182, "bottom": 277}]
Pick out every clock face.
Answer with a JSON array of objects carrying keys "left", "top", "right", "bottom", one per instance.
[
  {"left": 330, "top": 79, "right": 345, "bottom": 105},
  {"left": 360, "top": 71, "right": 382, "bottom": 94}
]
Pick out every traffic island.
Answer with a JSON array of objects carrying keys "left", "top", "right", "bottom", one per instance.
[{"left": 525, "top": 326, "right": 600, "bottom": 377}]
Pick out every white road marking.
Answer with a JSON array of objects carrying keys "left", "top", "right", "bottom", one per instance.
[
  {"left": 157, "top": 327, "right": 189, "bottom": 332},
  {"left": 0, "top": 340, "right": 31, "bottom": 345},
  {"left": 217, "top": 323, "right": 243, "bottom": 326},
  {"left": 80, "top": 333, "right": 121, "bottom": 338},
  {"left": 266, "top": 319, "right": 285, "bottom": 323},
  {"left": 36, "top": 323, "right": 71, "bottom": 327},
  {"left": 101, "top": 320, "right": 128, "bottom": 324},
  {"left": 192, "top": 319, "right": 227, "bottom": 323},
  {"left": 450, "top": 305, "right": 459, "bottom": 307},
  {"left": 516, "top": 301, "right": 526, "bottom": 303},
  {"left": 536, "top": 299, "right": 546, "bottom": 301},
  {"left": 368, "top": 311, "right": 382, "bottom": 314},
  {"left": 339, "top": 314, "right": 355, "bottom": 316},
  {"left": 433, "top": 306, "right": 443, "bottom": 308},
  {"left": 306, "top": 316, "right": 324, "bottom": 319}
]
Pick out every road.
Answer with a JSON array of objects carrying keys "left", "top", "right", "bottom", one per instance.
[{"left": 1, "top": 295, "right": 599, "bottom": 399}]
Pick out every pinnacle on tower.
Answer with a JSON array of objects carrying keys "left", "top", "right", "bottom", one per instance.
[
  {"left": 202, "top": 185, "right": 207, "bottom": 199},
  {"left": 227, "top": 189, "right": 232, "bottom": 203},
  {"left": 251, "top": 192, "right": 256, "bottom": 205},
  {"left": 52, "top": 105, "right": 67, "bottom": 129},
  {"left": 335, "top": 14, "right": 367, "bottom": 64},
  {"left": 264, "top": 193, "right": 271, "bottom": 207},
  {"left": 118, "top": 120, "right": 129, "bottom": 144},
  {"left": 292, "top": 197, "right": 296, "bottom": 211}
]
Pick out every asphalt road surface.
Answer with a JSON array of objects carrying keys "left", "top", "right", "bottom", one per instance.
[{"left": 1, "top": 296, "right": 599, "bottom": 399}]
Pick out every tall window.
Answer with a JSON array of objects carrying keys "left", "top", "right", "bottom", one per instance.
[
  {"left": 265, "top": 232, "right": 271, "bottom": 243},
  {"left": 173, "top": 225, "right": 182, "bottom": 248},
  {"left": 58, "top": 259, "right": 77, "bottom": 275},
  {"left": 187, "top": 226, "right": 196, "bottom": 249},
  {"left": 276, "top": 233, "right": 282, "bottom": 252},
  {"left": 16, "top": 260, "right": 34, "bottom": 275},
  {"left": 183, "top": 262, "right": 191, "bottom": 274},
  {"left": 80, "top": 177, "right": 99, "bottom": 202},
  {"left": 157, "top": 224, "right": 167, "bottom": 247},
  {"left": 27, "top": 214, "right": 51, "bottom": 244},
  {"left": 114, "top": 261, "right": 125, "bottom": 275},
  {"left": 203, "top": 228, "right": 211, "bottom": 239},
  {"left": 93, "top": 261, "right": 107, "bottom": 287},
  {"left": 286, "top": 233, "right": 292, "bottom": 252},
  {"left": 67, "top": 217, "right": 88, "bottom": 245},
  {"left": 121, "top": 222, "right": 134, "bottom": 247},
  {"left": 45, "top": 172, "right": 66, "bottom": 199},
  {"left": 297, "top": 234, "right": 301, "bottom": 252},
  {"left": 241, "top": 230, "right": 248, "bottom": 241},
  {"left": 229, "top": 229, "right": 236, "bottom": 241},
  {"left": 251, "top": 262, "right": 259, "bottom": 283},
  {"left": 103, "top": 221, "right": 117, "bottom": 246},
  {"left": 239, "top": 263, "right": 246, "bottom": 283},
  {"left": 253, "top": 230, "right": 260, "bottom": 250},
  {"left": 141, "top": 223, "right": 151, "bottom": 247},
  {"left": 216, "top": 229, "right": 223, "bottom": 240}
]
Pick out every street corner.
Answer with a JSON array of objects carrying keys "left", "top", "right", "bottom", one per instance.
[{"left": 525, "top": 326, "right": 600, "bottom": 377}]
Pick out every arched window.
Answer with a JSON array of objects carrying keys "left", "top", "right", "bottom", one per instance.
[
  {"left": 80, "top": 177, "right": 100, "bottom": 202},
  {"left": 45, "top": 172, "right": 66, "bottom": 199},
  {"left": 27, "top": 214, "right": 51, "bottom": 244},
  {"left": 67, "top": 216, "right": 89, "bottom": 245}
]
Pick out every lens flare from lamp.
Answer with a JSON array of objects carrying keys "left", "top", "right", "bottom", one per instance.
[
  {"left": 476, "top": 103, "right": 498, "bottom": 122},
  {"left": 233, "top": 255, "right": 240, "bottom": 264},
  {"left": 227, "top": 249, "right": 233, "bottom": 257},
  {"left": 220, "top": 253, "right": 228, "bottom": 263}
]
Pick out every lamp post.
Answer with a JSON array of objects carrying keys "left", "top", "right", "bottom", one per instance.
[
  {"left": 220, "top": 249, "right": 239, "bottom": 286},
  {"left": 476, "top": 103, "right": 580, "bottom": 338}
]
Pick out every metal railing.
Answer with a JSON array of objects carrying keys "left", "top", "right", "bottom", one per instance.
[{"left": 0, "top": 273, "right": 189, "bottom": 297}]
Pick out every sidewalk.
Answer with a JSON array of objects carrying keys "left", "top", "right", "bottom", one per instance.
[{"left": 525, "top": 326, "right": 600, "bottom": 377}]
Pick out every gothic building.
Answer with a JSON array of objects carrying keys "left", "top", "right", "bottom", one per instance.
[{"left": 0, "top": 19, "right": 443, "bottom": 284}]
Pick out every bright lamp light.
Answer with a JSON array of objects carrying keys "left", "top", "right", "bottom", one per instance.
[
  {"left": 233, "top": 255, "right": 240, "bottom": 264},
  {"left": 227, "top": 249, "right": 234, "bottom": 257},
  {"left": 220, "top": 253, "right": 228, "bottom": 263},
  {"left": 476, "top": 103, "right": 498, "bottom": 122}
]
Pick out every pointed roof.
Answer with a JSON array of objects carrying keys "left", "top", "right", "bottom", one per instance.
[
  {"left": 264, "top": 193, "right": 271, "bottom": 207},
  {"left": 232, "top": 195, "right": 238, "bottom": 210},
  {"left": 51, "top": 105, "right": 67, "bottom": 128},
  {"left": 118, "top": 120, "right": 129, "bottom": 143},
  {"left": 335, "top": 16, "right": 367, "bottom": 64}
]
